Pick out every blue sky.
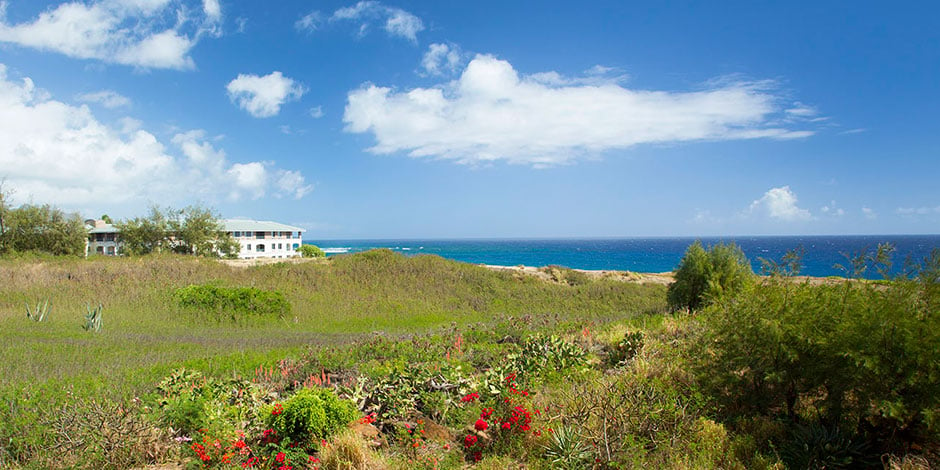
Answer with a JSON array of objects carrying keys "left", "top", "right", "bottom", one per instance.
[{"left": 0, "top": 0, "right": 937, "bottom": 238}]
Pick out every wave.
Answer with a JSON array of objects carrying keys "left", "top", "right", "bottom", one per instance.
[{"left": 322, "top": 247, "right": 351, "bottom": 254}]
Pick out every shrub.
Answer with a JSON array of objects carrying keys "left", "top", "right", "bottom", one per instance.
[
  {"left": 174, "top": 284, "right": 290, "bottom": 319},
  {"left": 297, "top": 244, "right": 326, "bottom": 258},
  {"left": 667, "top": 241, "right": 753, "bottom": 312},
  {"left": 318, "top": 429, "right": 387, "bottom": 469},
  {"left": 607, "top": 330, "right": 644, "bottom": 366},
  {"left": 542, "top": 426, "right": 592, "bottom": 469},
  {"left": 515, "top": 334, "right": 586, "bottom": 373},
  {"left": 266, "top": 387, "right": 358, "bottom": 445}
]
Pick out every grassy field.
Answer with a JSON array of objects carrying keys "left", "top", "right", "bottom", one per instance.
[
  {"left": 0, "top": 249, "right": 665, "bottom": 410},
  {"left": 2, "top": 249, "right": 936, "bottom": 469}
]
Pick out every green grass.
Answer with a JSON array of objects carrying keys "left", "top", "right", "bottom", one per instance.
[{"left": 0, "top": 250, "right": 665, "bottom": 400}]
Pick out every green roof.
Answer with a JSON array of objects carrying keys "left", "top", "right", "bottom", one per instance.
[
  {"left": 222, "top": 219, "right": 305, "bottom": 233},
  {"left": 87, "top": 224, "right": 120, "bottom": 234}
]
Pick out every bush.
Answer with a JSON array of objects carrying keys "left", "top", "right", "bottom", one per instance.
[
  {"left": 174, "top": 284, "right": 291, "bottom": 319},
  {"left": 667, "top": 241, "right": 753, "bottom": 312},
  {"left": 267, "top": 387, "right": 358, "bottom": 445},
  {"left": 297, "top": 244, "right": 326, "bottom": 258},
  {"left": 515, "top": 334, "right": 586, "bottom": 373},
  {"left": 607, "top": 330, "right": 644, "bottom": 366}
]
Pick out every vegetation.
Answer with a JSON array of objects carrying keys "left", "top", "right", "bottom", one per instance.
[
  {"left": 116, "top": 204, "right": 240, "bottom": 258},
  {"left": 666, "top": 240, "right": 754, "bottom": 312},
  {"left": 298, "top": 244, "right": 326, "bottom": 258},
  {"left": 0, "top": 203, "right": 86, "bottom": 256},
  {"left": 0, "top": 245, "right": 937, "bottom": 468},
  {"left": 174, "top": 284, "right": 291, "bottom": 320}
]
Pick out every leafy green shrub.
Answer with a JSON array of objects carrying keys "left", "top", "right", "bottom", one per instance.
[
  {"left": 667, "top": 241, "right": 753, "bottom": 312},
  {"left": 515, "top": 334, "right": 586, "bottom": 373},
  {"left": 174, "top": 284, "right": 290, "bottom": 319},
  {"left": 297, "top": 244, "right": 326, "bottom": 258},
  {"left": 267, "top": 387, "right": 358, "bottom": 444},
  {"left": 542, "top": 265, "right": 591, "bottom": 286},
  {"left": 608, "top": 330, "right": 644, "bottom": 366}
]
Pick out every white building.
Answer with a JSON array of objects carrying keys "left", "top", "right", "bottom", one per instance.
[
  {"left": 86, "top": 219, "right": 120, "bottom": 256},
  {"left": 223, "top": 219, "right": 305, "bottom": 259},
  {"left": 84, "top": 218, "right": 305, "bottom": 259}
]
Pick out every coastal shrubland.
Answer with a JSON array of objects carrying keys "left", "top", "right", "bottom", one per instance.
[{"left": 0, "top": 246, "right": 937, "bottom": 468}]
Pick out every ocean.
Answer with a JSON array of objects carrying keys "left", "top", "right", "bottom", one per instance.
[{"left": 304, "top": 235, "right": 940, "bottom": 279}]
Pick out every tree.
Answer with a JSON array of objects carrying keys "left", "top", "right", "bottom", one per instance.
[
  {"left": 100, "top": 214, "right": 113, "bottom": 224},
  {"left": 297, "top": 244, "right": 325, "bottom": 258},
  {"left": 3, "top": 204, "right": 86, "bottom": 256},
  {"left": 116, "top": 205, "right": 238, "bottom": 258},
  {"left": 667, "top": 241, "right": 753, "bottom": 312},
  {"left": 0, "top": 179, "right": 11, "bottom": 254},
  {"left": 116, "top": 206, "right": 169, "bottom": 255}
]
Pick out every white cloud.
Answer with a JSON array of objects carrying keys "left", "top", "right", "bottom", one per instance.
[
  {"left": 862, "top": 207, "right": 877, "bottom": 219},
  {"left": 309, "top": 105, "right": 325, "bottom": 118},
  {"left": 785, "top": 102, "right": 817, "bottom": 118},
  {"left": 820, "top": 200, "right": 845, "bottom": 217},
  {"left": 275, "top": 169, "right": 313, "bottom": 199},
  {"left": 0, "top": 64, "right": 311, "bottom": 209},
  {"left": 202, "top": 0, "right": 220, "bottom": 21},
  {"left": 328, "top": 1, "right": 423, "bottom": 41},
  {"left": 226, "top": 71, "right": 305, "bottom": 118},
  {"left": 0, "top": 0, "right": 219, "bottom": 70},
  {"left": 896, "top": 206, "right": 940, "bottom": 216},
  {"left": 295, "top": 10, "right": 321, "bottom": 31},
  {"left": 421, "top": 43, "right": 461, "bottom": 76},
  {"left": 344, "top": 54, "right": 817, "bottom": 166},
  {"left": 76, "top": 89, "right": 131, "bottom": 108},
  {"left": 748, "top": 186, "right": 812, "bottom": 222}
]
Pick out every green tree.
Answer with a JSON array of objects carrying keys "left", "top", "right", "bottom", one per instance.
[
  {"left": 297, "top": 244, "right": 325, "bottom": 258},
  {"left": 4, "top": 204, "right": 86, "bottom": 256},
  {"left": 100, "top": 214, "right": 113, "bottom": 224},
  {"left": 115, "top": 206, "right": 169, "bottom": 255},
  {"left": 0, "top": 179, "right": 11, "bottom": 254},
  {"left": 667, "top": 241, "right": 753, "bottom": 312}
]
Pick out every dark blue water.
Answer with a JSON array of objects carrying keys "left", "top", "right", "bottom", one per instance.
[{"left": 304, "top": 236, "right": 940, "bottom": 278}]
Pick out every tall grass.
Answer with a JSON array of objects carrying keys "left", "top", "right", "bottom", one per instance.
[{"left": 0, "top": 250, "right": 665, "bottom": 399}]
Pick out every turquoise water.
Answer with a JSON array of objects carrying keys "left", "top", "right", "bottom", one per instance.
[{"left": 305, "top": 235, "right": 940, "bottom": 278}]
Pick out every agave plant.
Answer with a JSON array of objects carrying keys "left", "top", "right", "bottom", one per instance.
[
  {"left": 543, "top": 425, "right": 593, "bottom": 470},
  {"left": 25, "top": 299, "right": 51, "bottom": 322},
  {"left": 82, "top": 304, "right": 103, "bottom": 332}
]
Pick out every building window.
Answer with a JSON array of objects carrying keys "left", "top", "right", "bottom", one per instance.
[
  {"left": 106, "top": 246, "right": 115, "bottom": 255},
  {"left": 234, "top": 231, "right": 240, "bottom": 237},
  {"left": 256, "top": 232, "right": 265, "bottom": 239},
  {"left": 257, "top": 244, "right": 265, "bottom": 252},
  {"left": 278, "top": 243, "right": 283, "bottom": 250},
  {"left": 247, "top": 244, "right": 252, "bottom": 251},
  {"left": 96, "top": 246, "right": 104, "bottom": 254},
  {"left": 293, "top": 243, "right": 299, "bottom": 250}
]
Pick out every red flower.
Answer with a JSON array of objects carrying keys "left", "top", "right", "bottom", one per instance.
[
  {"left": 275, "top": 452, "right": 286, "bottom": 463},
  {"left": 272, "top": 403, "right": 284, "bottom": 416},
  {"left": 472, "top": 451, "right": 483, "bottom": 461},
  {"left": 521, "top": 424, "right": 531, "bottom": 431},
  {"left": 501, "top": 422, "right": 511, "bottom": 430},
  {"left": 474, "top": 419, "right": 488, "bottom": 431},
  {"left": 308, "top": 456, "right": 320, "bottom": 463},
  {"left": 463, "top": 434, "right": 478, "bottom": 448},
  {"left": 242, "top": 456, "right": 258, "bottom": 468},
  {"left": 480, "top": 407, "right": 494, "bottom": 418},
  {"left": 234, "top": 439, "right": 247, "bottom": 449},
  {"left": 461, "top": 392, "right": 480, "bottom": 403}
]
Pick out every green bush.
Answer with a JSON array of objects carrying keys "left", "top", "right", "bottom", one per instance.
[
  {"left": 515, "top": 334, "right": 586, "bottom": 373},
  {"left": 297, "top": 244, "right": 326, "bottom": 258},
  {"left": 267, "top": 387, "right": 358, "bottom": 444},
  {"left": 693, "top": 247, "right": 940, "bottom": 457},
  {"left": 174, "top": 284, "right": 290, "bottom": 319},
  {"left": 608, "top": 330, "right": 644, "bottom": 366},
  {"left": 667, "top": 241, "right": 753, "bottom": 312}
]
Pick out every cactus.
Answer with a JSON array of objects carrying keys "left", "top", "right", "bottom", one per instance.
[
  {"left": 82, "top": 304, "right": 103, "bottom": 332},
  {"left": 26, "top": 299, "right": 51, "bottom": 322}
]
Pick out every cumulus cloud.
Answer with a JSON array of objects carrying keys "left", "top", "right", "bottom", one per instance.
[
  {"left": 862, "top": 207, "right": 877, "bottom": 219},
  {"left": 0, "top": 0, "right": 220, "bottom": 70},
  {"left": 748, "top": 186, "right": 812, "bottom": 222},
  {"left": 344, "top": 54, "right": 817, "bottom": 166},
  {"left": 820, "top": 200, "right": 845, "bottom": 217},
  {"left": 226, "top": 71, "right": 305, "bottom": 118},
  {"left": 0, "top": 64, "right": 311, "bottom": 208},
  {"left": 75, "top": 89, "right": 131, "bottom": 108},
  {"left": 309, "top": 105, "right": 325, "bottom": 118},
  {"left": 325, "top": 1, "right": 424, "bottom": 41},
  {"left": 421, "top": 43, "right": 461, "bottom": 76}
]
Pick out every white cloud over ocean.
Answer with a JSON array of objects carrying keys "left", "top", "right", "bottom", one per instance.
[
  {"left": 748, "top": 186, "right": 812, "bottom": 222},
  {"left": 0, "top": 64, "right": 311, "bottom": 208},
  {"left": 0, "top": 0, "right": 222, "bottom": 70},
  {"left": 344, "top": 54, "right": 817, "bottom": 166}
]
